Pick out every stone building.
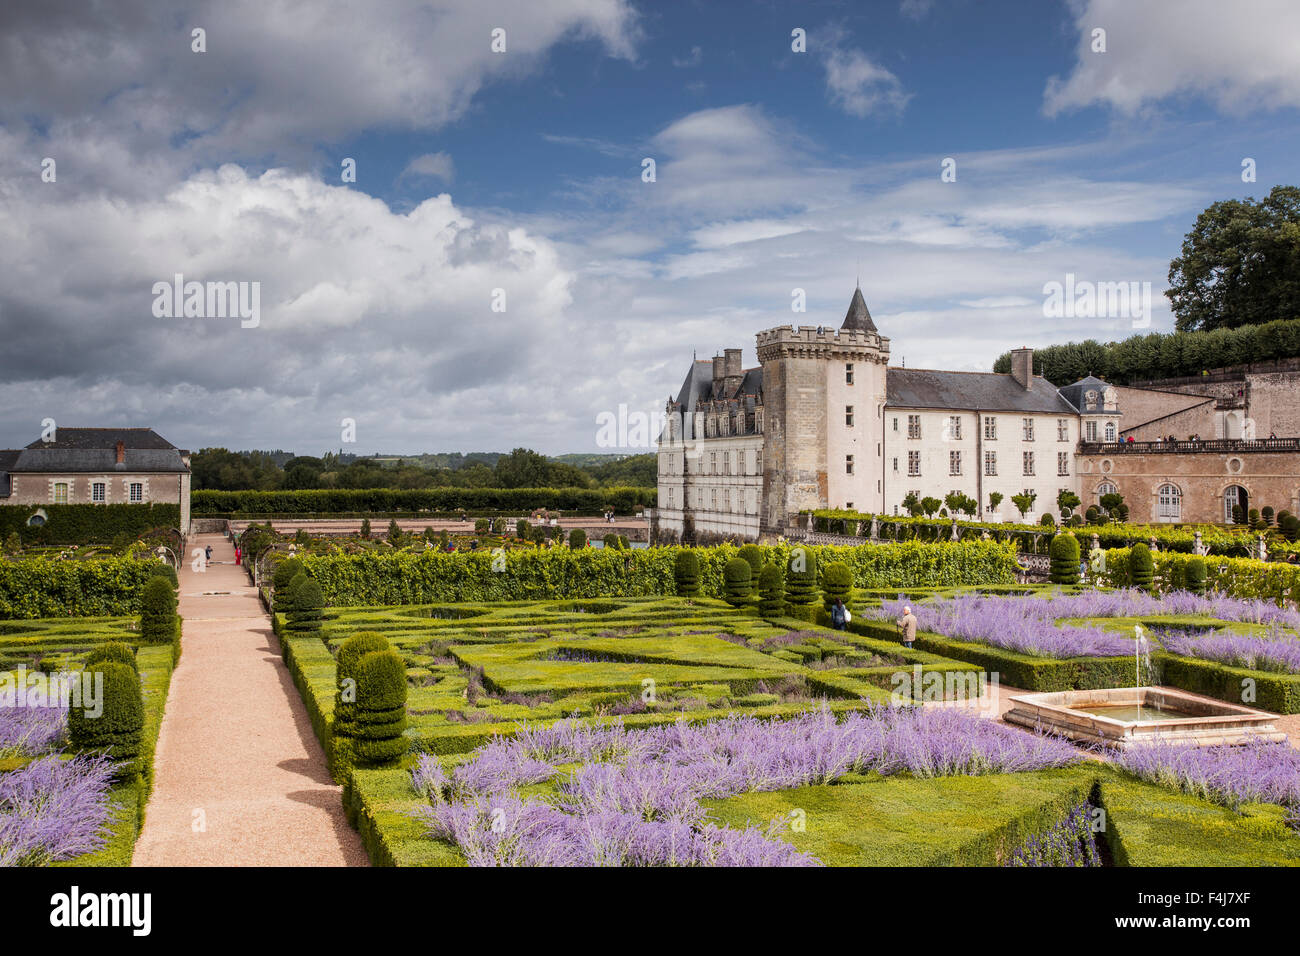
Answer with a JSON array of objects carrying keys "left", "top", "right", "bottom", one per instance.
[
  {"left": 655, "top": 287, "right": 1300, "bottom": 539},
  {"left": 0, "top": 427, "right": 192, "bottom": 533}
]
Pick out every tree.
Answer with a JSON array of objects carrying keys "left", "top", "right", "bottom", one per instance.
[
  {"left": 493, "top": 448, "right": 551, "bottom": 488},
  {"left": 1167, "top": 186, "right": 1300, "bottom": 332},
  {"left": 387, "top": 518, "right": 403, "bottom": 544},
  {"left": 359, "top": 517, "right": 371, "bottom": 539},
  {"left": 1185, "top": 557, "right": 1208, "bottom": 595},
  {"left": 139, "top": 575, "right": 178, "bottom": 646},
  {"left": 785, "top": 548, "right": 818, "bottom": 606},
  {"left": 1057, "top": 490, "right": 1081, "bottom": 519},
  {"left": 737, "top": 543, "right": 764, "bottom": 580},
  {"left": 821, "top": 561, "right": 853, "bottom": 610},
  {"left": 920, "top": 496, "right": 942, "bottom": 518},
  {"left": 568, "top": 528, "right": 587, "bottom": 549},
  {"left": 1010, "top": 492, "right": 1037, "bottom": 520},
  {"left": 944, "top": 492, "right": 977, "bottom": 517},
  {"left": 1099, "top": 492, "right": 1124, "bottom": 515},
  {"left": 987, "top": 492, "right": 1003, "bottom": 515},
  {"left": 1129, "top": 543, "right": 1155, "bottom": 592},
  {"left": 901, "top": 492, "right": 924, "bottom": 517}
]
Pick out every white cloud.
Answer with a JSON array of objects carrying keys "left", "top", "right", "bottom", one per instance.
[
  {"left": 401, "top": 152, "right": 456, "bottom": 183},
  {"left": 823, "top": 44, "right": 911, "bottom": 118},
  {"left": 1045, "top": 0, "right": 1300, "bottom": 115}
]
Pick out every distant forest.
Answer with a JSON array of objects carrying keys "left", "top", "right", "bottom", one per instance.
[{"left": 191, "top": 447, "right": 656, "bottom": 491}]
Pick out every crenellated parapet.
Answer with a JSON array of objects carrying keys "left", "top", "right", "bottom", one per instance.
[{"left": 755, "top": 324, "right": 890, "bottom": 363}]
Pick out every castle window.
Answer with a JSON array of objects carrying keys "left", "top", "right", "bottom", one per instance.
[
  {"left": 1105, "top": 421, "right": 1116, "bottom": 442},
  {"left": 709, "top": 452, "right": 717, "bottom": 474},
  {"left": 907, "top": 451, "right": 921, "bottom": 476},
  {"left": 710, "top": 489, "right": 717, "bottom": 509},
  {"left": 846, "top": 363, "right": 854, "bottom": 385},
  {"left": 893, "top": 417, "right": 899, "bottom": 432},
  {"left": 892, "top": 457, "right": 899, "bottom": 473},
  {"left": 1057, "top": 419, "right": 1069, "bottom": 441},
  {"left": 92, "top": 482, "right": 106, "bottom": 502},
  {"left": 1057, "top": 452, "right": 1070, "bottom": 476},
  {"left": 756, "top": 450, "right": 763, "bottom": 472},
  {"left": 984, "top": 451, "right": 997, "bottom": 476},
  {"left": 1096, "top": 481, "right": 1117, "bottom": 501},
  {"left": 1085, "top": 420, "right": 1098, "bottom": 442},
  {"left": 845, "top": 455, "right": 854, "bottom": 475},
  {"left": 1022, "top": 418, "right": 1034, "bottom": 441},
  {"left": 1158, "top": 483, "right": 1182, "bottom": 520},
  {"left": 984, "top": 416, "right": 997, "bottom": 440},
  {"left": 667, "top": 488, "right": 674, "bottom": 508},
  {"left": 1022, "top": 451, "right": 1035, "bottom": 476},
  {"left": 949, "top": 451, "right": 962, "bottom": 476},
  {"left": 845, "top": 405, "right": 854, "bottom": 426},
  {"left": 907, "top": 415, "right": 921, "bottom": 439},
  {"left": 948, "top": 416, "right": 962, "bottom": 440},
  {"left": 722, "top": 451, "right": 730, "bottom": 474},
  {"left": 846, "top": 501, "right": 854, "bottom": 510},
  {"left": 129, "top": 482, "right": 143, "bottom": 502},
  {"left": 53, "top": 482, "right": 69, "bottom": 504}
]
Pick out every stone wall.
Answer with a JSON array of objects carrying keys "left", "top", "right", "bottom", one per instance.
[{"left": 1078, "top": 448, "right": 1300, "bottom": 523}]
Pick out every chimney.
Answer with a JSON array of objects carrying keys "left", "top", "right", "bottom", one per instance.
[
  {"left": 723, "top": 348, "right": 744, "bottom": 395},
  {"left": 1010, "top": 348, "right": 1034, "bottom": 390},
  {"left": 711, "top": 354, "right": 726, "bottom": 392},
  {"left": 115, "top": 440, "right": 126, "bottom": 464}
]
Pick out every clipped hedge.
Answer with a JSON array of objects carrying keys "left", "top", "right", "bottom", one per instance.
[
  {"left": 722, "top": 558, "right": 752, "bottom": 606},
  {"left": 296, "top": 540, "right": 1019, "bottom": 607},
  {"left": 0, "top": 503, "right": 180, "bottom": 544},
  {"left": 192, "top": 486, "right": 655, "bottom": 515},
  {"left": 0, "top": 555, "right": 167, "bottom": 619},
  {"left": 68, "top": 662, "right": 144, "bottom": 774},
  {"left": 1099, "top": 547, "right": 1300, "bottom": 605}
]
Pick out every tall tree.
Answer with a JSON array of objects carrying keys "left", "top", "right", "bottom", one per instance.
[{"left": 1167, "top": 185, "right": 1300, "bottom": 332}]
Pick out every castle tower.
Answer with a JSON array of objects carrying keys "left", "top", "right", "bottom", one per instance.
[{"left": 756, "top": 287, "right": 890, "bottom": 533}]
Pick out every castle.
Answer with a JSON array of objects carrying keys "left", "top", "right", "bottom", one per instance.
[{"left": 654, "top": 288, "right": 1300, "bottom": 541}]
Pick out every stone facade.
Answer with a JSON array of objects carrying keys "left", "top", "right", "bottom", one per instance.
[
  {"left": 656, "top": 289, "right": 1300, "bottom": 540},
  {"left": 1078, "top": 441, "right": 1300, "bottom": 524},
  {"left": 0, "top": 428, "right": 192, "bottom": 533}
]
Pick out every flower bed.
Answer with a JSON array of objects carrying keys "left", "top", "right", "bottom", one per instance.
[{"left": 406, "top": 707, "right": 1083, "bottom": 867}]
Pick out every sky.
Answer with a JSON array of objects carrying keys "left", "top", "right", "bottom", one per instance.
[{"left": 2, "top": 0, "right": 1299, "bottom": 456}]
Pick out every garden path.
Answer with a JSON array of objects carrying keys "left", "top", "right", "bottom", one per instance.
[{"left": 132, "top": 533, "right": 367, "bottom": 866}]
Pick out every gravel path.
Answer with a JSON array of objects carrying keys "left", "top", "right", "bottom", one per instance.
[{"left": 133, "top": 534, "right": 368, "bottom": 866}]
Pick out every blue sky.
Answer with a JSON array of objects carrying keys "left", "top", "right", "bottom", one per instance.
[{"left": 1, "top": 0, "right": 1298, "bottom": 455}]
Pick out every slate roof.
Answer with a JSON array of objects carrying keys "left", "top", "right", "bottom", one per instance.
[
  {"left": 0, "top": 450, "right": 19, "bottom": 498},
  {"left": 885, "top": 368, "right": 1078, "bottom": 414},
  {"left": 672, "top": 361, "right": 762, "bottom": 407},
  {"left": 841, "top": 286, "right": 876, "bottom": 332},
  {"left": 3, "top": 427, "right": 189, "bottom": 479},
  {"left": 1058, "top": 376, "right": 1120, "bottom": 414}
]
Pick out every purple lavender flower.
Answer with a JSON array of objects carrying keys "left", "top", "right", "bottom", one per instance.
[
  {"left": 0, "top": 753, "right": 115, "bottom": 866},
  {"left": 1113, "top": 738, "right": 1300, "bottom": 812},
  {"left": 1006, "top": 800, "right": 1100, "bottom": 867},
  {"left": 1158, "top": 627, "right": 1300, "bottom": 675},
  {"left": 0, "top": 704, "right": 68, "bottom": 758}
]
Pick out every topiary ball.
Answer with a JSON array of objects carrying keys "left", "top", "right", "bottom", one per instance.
[
  {"left": 1129, "top": 543, "right": 1155, "bottom": 591},
  {"left": 83, "top": 641, "right": 138, "bottom": 675},
  {"left": 737, "top": 544, "right": 764, "bottom": 580}
]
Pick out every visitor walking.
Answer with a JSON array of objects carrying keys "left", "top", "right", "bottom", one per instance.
[
  {"left": 830, "top": 598, "right": 849, "bottom": 631},
  {"left": 897, "top": 605, "right": 917, "bottom": 649},
  {"left": 205, "top": 544, "right": 213, "bottom": 563},
  {"left": 234, "top": 545, "right": 242, "bottom": 565}
]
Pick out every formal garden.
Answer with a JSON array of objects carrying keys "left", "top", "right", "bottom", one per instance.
[
  {"left": 255, "top": 534, "right": 1300, "bottom": 868},
  {"left": 0, "top": 556, "right": 181, "bottom": 865},
  {"left": 3, "top": 519, "right": 1299, "bottom": 868}
]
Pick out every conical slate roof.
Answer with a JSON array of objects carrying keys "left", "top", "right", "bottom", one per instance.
[{"left": 841, "top": 286, "right": 876, "bottom": 332}]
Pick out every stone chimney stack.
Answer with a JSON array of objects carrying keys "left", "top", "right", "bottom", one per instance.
[
  {"left": 115, "top": 440, "right": 126, "bottom": 464},
  {"left": 723, "top": 348, "right": 744, "bottom": 395},
  {"left": 711, "top": 354, "right": 726, "bottom": 394},
  {"left": 1010, "top": 348, "right": 1034, "bottom": 390}
]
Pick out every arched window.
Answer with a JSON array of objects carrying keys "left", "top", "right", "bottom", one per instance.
[
  {"left": 1096, "top": 481, "right": 1117, "bottom": 501},
  {"left": 1223, "top": 485, "right": 1248, "bottom": 523},
  {"left": 1157, "top": 483, "right": 1182, "bottom": 521},
  {"left": 1104, "top": 421, "right": 1116, "bottom": 442}
]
